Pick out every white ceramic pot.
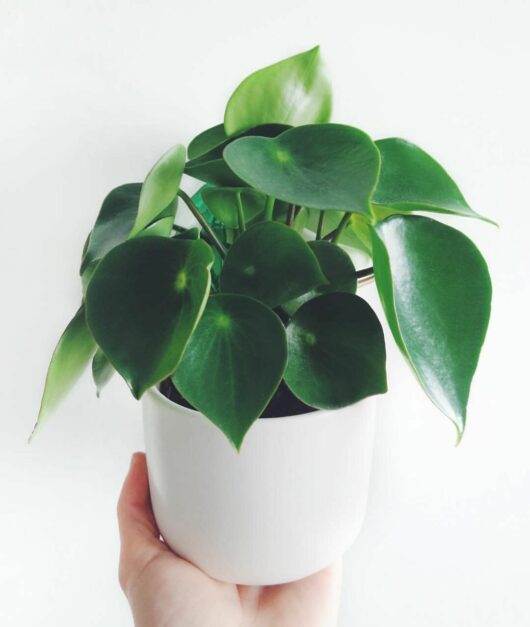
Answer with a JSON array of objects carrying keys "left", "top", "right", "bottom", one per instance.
[{"left": 143, "top": 387, "right": 376, "bottom": 586}]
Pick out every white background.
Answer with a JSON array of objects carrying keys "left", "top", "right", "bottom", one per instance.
[{"left": 1, "top": 1, "right": 529, "bottom": 625}]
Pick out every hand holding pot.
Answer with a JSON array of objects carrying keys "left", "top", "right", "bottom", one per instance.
[{"left": 118, "top": 453, "right": 342, "bottom": 627}]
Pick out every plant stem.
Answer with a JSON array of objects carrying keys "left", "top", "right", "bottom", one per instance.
[
  {"left": 331, "top": 213, "right": 351, "bottom": 244},
  {"left": 178, "top": 189, "right": 227, "bottom": 258},
  {"left": 357, "top": 266, "right": 375, "bottom": 287},
  {"left": 264, "top": 196, "right": 275, "bottom": 221},
  {"left": 236, "top": 192, "right": 246, "bottom": 234},
  {"left": 316, "top": 210, "right": 325, "bottom": 239},
  {"left": 286, "top": 204, "right": 296, "bottom": 226}
]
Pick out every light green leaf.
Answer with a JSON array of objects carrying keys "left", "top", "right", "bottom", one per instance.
[
  {"left": 284, "top": 293, "right": 387, "bottom": 408},
  {"left": 372, "top": 215, "right": 492, "bottom": 436},
  {"left": 372, "top": 138, "right": 496, "bottom": 224},
  {"left": 173, "top": 294, "right": 287, "bottom": 449},
  {"left": 130, "top": 144, "right": 186, "bottom": 236},
  {"left": 201, "top": 187, "right": 267, "bottom": 229},
  {"left": 306, "top": 209, "right": 373, "bottom": 253},
  {"left": 188, "top": 124, "right": 227, "bottom": 160},
  {"left": 33, "top": 307, "right": 96, "bottom": 437},
  {"left": 85, "top": 237, "right": 214, "bottom": 399},
  {"left": 224, "top": 46, "right": 332, "bottom": 135},
  {"left": 223, "top": 124, "right": 380, "bottom": 216},
  {"left": 220, "top": 221, "right": 327, "bottom": 307},
  {"left": 92, "top": 348, "right": 114, "bottom": 397}
]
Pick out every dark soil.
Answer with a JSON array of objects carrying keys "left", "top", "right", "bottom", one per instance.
[{"left": 159, "top": 377, "right": 315, "bottom": 419}]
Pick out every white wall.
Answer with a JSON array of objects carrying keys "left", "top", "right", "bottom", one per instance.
[{"left": 1, "top": 1, "right": 529, "bottom": 625}]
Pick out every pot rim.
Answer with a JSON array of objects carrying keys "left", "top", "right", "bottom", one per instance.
[{"left": 146, "top": 385, "right": 374, "bottom": 425}]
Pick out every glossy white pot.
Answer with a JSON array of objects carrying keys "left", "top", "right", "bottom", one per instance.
[{"left": 143, "top": 387, "right": 376, "bottom": 585}]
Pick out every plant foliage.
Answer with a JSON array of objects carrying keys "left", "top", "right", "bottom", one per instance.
[{"left": 35, "top": 46, "right": 493, "bottom": 448}]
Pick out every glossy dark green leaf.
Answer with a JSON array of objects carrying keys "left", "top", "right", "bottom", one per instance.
[
  {"left": 85, "top": 237, "right": 214, "bottom": 399},
  {"left": 372, "top": 215, "right": 492, "bottom": 436},
  {"left": 372, "top": 138, "right": 495, "bottom": 224},
  {"left": 80, "top": 183, "right": 141, "bottom": 274},
  {"left": 185, "top": 124, "right": 289, "bottom": 186},
  {"left": 224, "top": 124, "right": 380, "bottom": 215},
  {"left": 33, "top": 307, "right": 96, "bottom": 436},
  {"left": 224, "top": 46, "right": 332, "bottom": 135},
  {"left": 284, "top": 241, "right": 357, "bottom": 314},
  {"left": 284, "top": 293, "right": 387, "bottom": 408},
  {"left": 92, "top": 348, "right": 114, "bottom": 397},
  {"left": 173, "top": 294, "right": 287, "bottom": 449},
  {"left": 309, "top": 240, "right": 357, "bottom": 294},
  {"left": 220, "top": 221, "right": 326, "bottom": 307},
  {"left": 201, "top": 187, "right": 267, "bottom": 229},
  {"left": 130, "top": 144, "right": 185, "bottom": 236},
  {"left": 188, "top": 124, "right": 227, "bottom": 160}
]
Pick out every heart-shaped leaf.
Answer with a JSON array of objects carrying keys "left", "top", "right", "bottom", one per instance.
[
  {"left": 224, "top": 46, "right": 332, "bottom": 135},
  {"left": 201, "top": 187, "right": 267, "bottom": 229},
  {"left": 129, "top": 144, "right": 185, "bottom": 236},
  {"left": 172, "top": 294, "right": 287, "bottom": 449},
  {"left": 284, "top": 241, "right": 357, "bottom": 314},
  {"left": 80, "top": 184, "right": 177, "bottom": 292},
  {"left": 80, "top": 184, "right": 141, "bottom": 275},
  {"left": 284, "top": 293, "right": 387, "bottom": 408},
  {"left": 85, "top": 237, "right": 214, "bottom": 398},
  {"left": 372, "top": 215, "right": 492, "bottom": 436},
  {"left": 188, "top": 123, "right": 227, "bottom": 160},
  {"left": 372, "top": 138, "right": 495, "bottom": 224},
  {"left": 92, "top": 348, "right": 114, "bottom": 397},
  {"left": 220, "top": 221, "right": 327, "bottom": 307},
  {"left": 32, "top": 307, "right": 96, "bottom": 436},
  {"left": 223, "top": 124, "right": 380, "bottom": 216},
  {"left": 185, "top": 124, "right": 289, "bottom": 186}
]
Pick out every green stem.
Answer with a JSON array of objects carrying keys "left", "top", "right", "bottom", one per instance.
[
  {"left": 331, "top": 213, "right": 351, "bottom": 244},
  {"left": 236, "top": 192, "right": 246, "bottom": 234},
  {"left": 264, "top": 196, "right": 275, "bottom": 221},
  {"left": 316, "top": 210, "right": 325, "bottom": 239},
  {"left": 178, "top": 190, "right": 227, "bottom": 258}
]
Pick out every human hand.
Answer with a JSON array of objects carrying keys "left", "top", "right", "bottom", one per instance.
[{"left": 118, "top": 452, "right": 342, "bottom": 627}]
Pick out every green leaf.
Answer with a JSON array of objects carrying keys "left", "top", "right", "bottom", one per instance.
[
  {"left": 284, "top": 293, "right": 387, "bottom": 408},
  {"left": 284, "top": 241, "right": 357, "bottom": 314},
  {"left": 33, "top": 307, "right": 96, "bottom": 436},
  {"left": 372, "top": 138, "right": 495, "bottom": 224},
  {"left": 223, "top": 124, "right": 380, "bottom": 216},
  {"left": 85, "top": 237, "right": 214, "bottom": 399},
  {"left": 185, "top": 124, "right": 289, "bottom": 186},
  {"left": 188, "top": 124, "right": 227, "bottom": 160},
  {"left": 201, "top": 187, "right": 267, "bottom": 229},
  {"left": 172, "top": 294, "right": 287, "bottom": 449},
  {"left": 372, "top": 215, "right": 492, "bottom": 436},
  {"left": 224, "top": 46, "right": 332, "bottom": 135},
  {"left": 172, "top": 226, "right": 200, "bottom": 240},
  {"left": 220, "top": 221, "right": 327, "bottom": 307},
  {"left": 130, "top": 144, "right": 186, "bottom": 236},
  {"left": 80, "top": 184, "right": 141, "bottom": 275},
  {"left": 92, "top": 348, "right": 114, "bottom": 397}
]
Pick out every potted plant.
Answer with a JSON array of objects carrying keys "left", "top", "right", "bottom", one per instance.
[{"left": 34, "top": 46, "right": 493, "bottom": 586}]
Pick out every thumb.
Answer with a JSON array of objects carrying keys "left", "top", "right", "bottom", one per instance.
[{"left": 117, "top": 452, "right": 164, "bottom": 591}]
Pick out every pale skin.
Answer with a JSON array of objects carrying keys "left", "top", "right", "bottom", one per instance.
[{"left": 118, "top": 452, "right": 342, "bottom": 627}]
